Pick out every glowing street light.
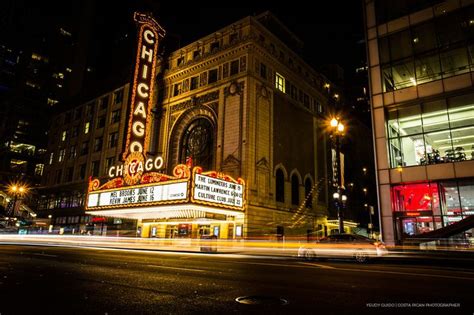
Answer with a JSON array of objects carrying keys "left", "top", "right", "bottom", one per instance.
[{"left": 328, "top": 116, "right": 347, "bottom": 234}]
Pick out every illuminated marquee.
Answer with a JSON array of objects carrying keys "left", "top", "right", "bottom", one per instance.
[
  {"left": 191, "top": 167, "right": 245, "bottom": 211},
  {"left": 87, "top": 181, "right": 188, "bottom": 209}
]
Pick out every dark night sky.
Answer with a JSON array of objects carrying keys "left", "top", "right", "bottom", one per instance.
[
  {"left": 93, "top": 1, "right": 366, "bottom": 78},
  {"left": 1, "top": 1, "right": 366, "bottom": 88}
]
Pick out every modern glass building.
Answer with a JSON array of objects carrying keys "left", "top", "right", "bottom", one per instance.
[{"left": 364, "top": 0, "right": 474, "bottom": 244}]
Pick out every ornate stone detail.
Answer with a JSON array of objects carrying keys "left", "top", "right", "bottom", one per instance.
[
  {"left": 207, "top": 102, "right": 219, "bottom": 116},
  {"left": 257, "top": 84, "right": 269, "bottom": 99},
  {"left": 170, "top": 113, "right": 179, "bottom": 128},
  {"left": 170, "top": 90, "right": 220, "bottom": 114},
  {"left": 223, "top": 154, "right": 241, "bottom": 168},
  {"left": 256, "top": 157, "right": 269, "bottom": 170},
  {"left": 224, "top": 81, "right": 244, "bottom": 96}
]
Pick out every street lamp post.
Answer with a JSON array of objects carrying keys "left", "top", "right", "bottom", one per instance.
[
  {"left": 8, "top": 183, "right": 28, "bottom": 218},
  {"left": 329, "top": 117, "right": 346, "bottom": 234}
]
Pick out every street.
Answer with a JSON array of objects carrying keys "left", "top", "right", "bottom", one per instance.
[{"left": 0, "top": 245, "right": 472, "bottom": 314}]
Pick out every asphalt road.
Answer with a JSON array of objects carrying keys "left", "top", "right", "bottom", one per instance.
[{"left": 0, "top": 245, "right": 472, "bottom": 315}]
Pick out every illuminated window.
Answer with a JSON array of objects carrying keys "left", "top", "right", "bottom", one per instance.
[
  {"left": 291, "top": 174, "right": 300, "bottom": 206},
  {"left": 49, "top": 152, "right": 54, "bottom": 165},
  {"left": 58, "top": 149, "right": 65, "bottom": 162},
  {"left": 387, "top": 93, "right": 474, "bottom": 168},
  {"left": 61, "top": 131, "right": 67, "bottom": 141},
  {"left": 59, "top": 28, "right": 72, "bottom": 37},
  {"left": 275, "top": 72, "right": 285, "bottom": 93},
  {"left": 84, "top": 122, "right": 90, "bottom": 134},
  {"left": 276, "top": 169, "right": 285, "bottom": 203},
  {"left": 10, "top": 159, "right": 27, "bottom": 172},
  {"left": 48, "top": 98, "right": 59, "bottom": 106},
  {"left": 35, "top": 164, "right": 44, "bottom": 176}
]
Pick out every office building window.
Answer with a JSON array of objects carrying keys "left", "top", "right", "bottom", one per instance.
[
  {"left": 275, "top": 72, "right": 285, "bottom": 92},
  {"left": 94, "top": 137, "right": 103, "bottom": 152},
  {"left": 80, "top": 142, "right": 89, "bottom": 155},
  {"left": 58, "top": 149, "right": 65, "bottom": 162},
  {"left": 208, "top": 69, "right": 218, "bottom": 84},
  {"left": 173, "top": 83, "right": 182, "bottom": 96},
  {"left": 61, "top": 130, "right": 68, "bottom": 142},
  {"left": 108, "top": 132, "right": 119, "bottom": 148},
  {"left": 97, "top": 116, "right": 106, "bottom": 128},
  {"left": 84, "top": 122, "right": 90, "bottom": 134},
  {"left": 69, "top": 145, "right": 76, "bottom": 159},
  {"left": 110, "top": 110, "right": 120, "bottom": 124},
  {"left": 190, "top": 76, "right": 199, "bottom": 90},
  {"left": 114, "top": 89, "right": 124, "bottom": 104},
  {"left": 99, "top": 96, "right": 109, "bottom": 110},
  {"left": 260, "top": 63, "right": 267, "bottom": 79},
  {"left": 79, "top": 164, "right": 86, "bottom": 179},
  {"left": 230, "top": 60, "right": 239, "bottom": 76},
  {"left": 105, "top": 157, "right": 115, "bottom": 172},
  {"left": 49, "top": 152, "right": 54, "bottom": 165},
  {"left": 91, "top": 160, "right": 100, "bottom": 177},
  {"left": 387, "top": 93, "right": 474, "bottom": 168},
  {"left": 35, "top": 164, "right": 44, "bottom": 176}
]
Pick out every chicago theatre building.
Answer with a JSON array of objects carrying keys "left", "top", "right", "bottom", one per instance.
[
  {"left": 39, "top": 12, "right": 337, "bottom": 239},
  {"left": 364, "top": 1, "right": 474, "bottom": 244}
]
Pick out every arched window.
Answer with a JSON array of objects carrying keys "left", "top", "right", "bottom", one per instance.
[
  {"left": 305, "top": 178, "right": 313, "bottom": 208},
  {"left": 291, "top": 174, "right": 300, "bottom": 206},
  {"left": 180, "top": 118, "right": 214, "bottom": 170},
  {"left": 276, "top": 169, "right": 285, "bottom": 203}
]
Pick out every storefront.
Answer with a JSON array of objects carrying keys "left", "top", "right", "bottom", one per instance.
[{"left": 391, "top": 179, "right": 474, "bottom": 240}]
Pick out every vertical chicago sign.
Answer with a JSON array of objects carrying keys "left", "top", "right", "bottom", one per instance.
[{"left": 114, "top": 12, "right": 166, "bottom": 185}]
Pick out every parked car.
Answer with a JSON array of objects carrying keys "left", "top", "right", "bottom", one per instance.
[{"left": 298, "top": 233, "right": 388, "bottom": 263}]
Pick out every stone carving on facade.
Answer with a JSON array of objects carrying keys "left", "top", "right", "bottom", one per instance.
[
  {"left": 256, "top": 157, "right": 270, "bottom": 171},
  {"left": 257, "top": 84, "right": 269, "bottom": 99},
  {"left": 224, "top": 81, "right": 244, "bottom": 97},
  {"left": 170, "top": 90, "right": 220, "bottom": 114}
]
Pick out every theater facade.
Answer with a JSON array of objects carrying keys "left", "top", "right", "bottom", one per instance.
[{"left": 40, "top": 12, "right": 339, "bottom": 239}]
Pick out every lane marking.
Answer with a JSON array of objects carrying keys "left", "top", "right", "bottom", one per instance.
[
  {"left": 31, "top": 253, "right": 58, "bottom": 258},
  {"left": 299, "top": 262, "right": 336, "bottom": 269},
  {"left": 235, "top": 260, "right": 335, "bottom": 269},
  {"left": 328, "top": 266, "right": 474, "bottom": 281},
  {"left": 146, "top": 264, "right": 206, "bottom": 273}
]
